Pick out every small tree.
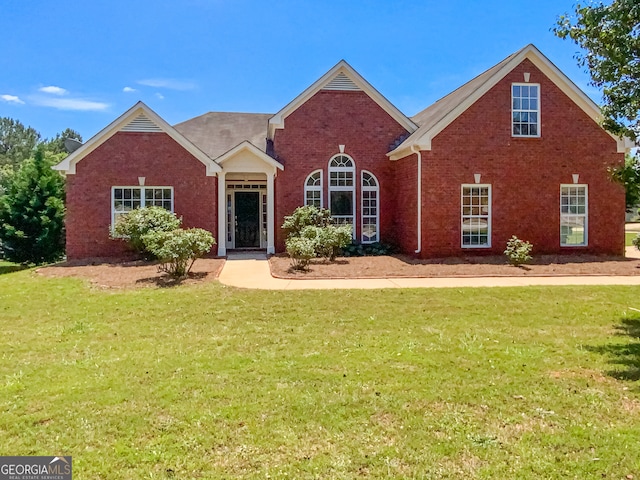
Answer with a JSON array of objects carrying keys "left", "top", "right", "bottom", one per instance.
[
  {"left": 112, "top": 206, "right": 181, "bottom": 255},
  {"left": 0, "top": 146, "right": 65, "bottom": 264},
  {"left": 142, "top": 228, "right": 215, "bottom": 278},
  {"left": 301, "top": 224, "right": 352, "bottom": 261}
]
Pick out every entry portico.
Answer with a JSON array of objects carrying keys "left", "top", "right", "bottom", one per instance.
[{"left": 215, "top": 141, "right": 284, "bottom": 256}]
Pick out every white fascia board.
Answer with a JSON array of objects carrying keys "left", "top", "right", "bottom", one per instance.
[
  {"left": 268, "top": 60, "right": 417, "bottom": 139},
  {"left": 215, "top": 141, "right": 284, "bottom": 171},
  {"left": 53, "top": 101, "right": 221, "bottom": 175}
]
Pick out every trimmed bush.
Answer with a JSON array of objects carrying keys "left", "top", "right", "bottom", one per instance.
[
  {"left": 112, "top": 206, "right": 181, "bottom": 255},
  {"left": 285, "top": 235, "right": 316, "bottom": 270},
  {"left": 282, "top": 205, "right": 332, "bottom": 238},
  {"left": 504, "top": 236, "right": 533, "bottom": 266},
  {"left": 633, "top": 233, "right": 640, "bottom": 251},
  {"left": 142, "top": 228, "right": 215, "bottom": 278},
  {"left": 301, "top": 224, "right": 352, "bottom": 261},
  {"left": 342, "top": 241, "right": 394, "bottom": 257}
]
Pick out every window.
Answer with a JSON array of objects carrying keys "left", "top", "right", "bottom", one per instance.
[
  {"left": 512, "top": 83, "right": 540, "bottom": 137},
  {"left": 304, "top": 170, "right": 322, "bottom": 208},
  {"left": 361, "top": 171, "right": 379, "bottom": 243},
  {"left": 328, "top": 155, "right": 355, "bottom": 227},
  {"left": 461, "top": 185, "right": 491, "bottom": 248},
  {"left": 112, "top": 186, "right": 173, "bottom": 227},
  {"left": 560, "top": 185, "right": 587, "bottom": 246}
]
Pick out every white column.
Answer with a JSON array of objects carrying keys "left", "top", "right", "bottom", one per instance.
[
  {"left": 217, "top": 171, "right": 226, "bottom": 256},
  {"left": 266, "top": 170, "right": 275, "bottom": 254}
]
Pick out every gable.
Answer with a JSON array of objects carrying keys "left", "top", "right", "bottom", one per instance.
[
  {"left": 268, "top": 60, "right": 417, "bottom": 138},
  {"left": 388, "top": 44, "right": 633, "bottom": 159},
  {"left": 53, "top": 102, "right": 221, "bottom": 175}
]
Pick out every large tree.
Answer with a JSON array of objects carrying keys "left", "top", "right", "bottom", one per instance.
[
  {"left": 0, "top": 146, "right": 66, "bottom": 264},
  {"left": 554, "top": 0, "right": 640, "bottom": 141},
  {"left": 0, "top": 117, "right": 41, "bottom": 169}
]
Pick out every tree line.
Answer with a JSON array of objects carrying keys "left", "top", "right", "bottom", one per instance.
[{"left": 0, "top": 118, "right": 82, "bottom": 264}]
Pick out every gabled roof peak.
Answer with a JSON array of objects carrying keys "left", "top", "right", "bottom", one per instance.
[
  {"left": 53, "top": 101, "right": 221, "bottom": 175},
  {"left": 268, "top": 60, "right": 417, "bottom": 138}
]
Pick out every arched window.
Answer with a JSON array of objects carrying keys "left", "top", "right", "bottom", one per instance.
[
  {"left": 328, "top": 154, "right": 355, "bottom": 228},
  {"left": 361, "top": 171, "right": 379, "bottom": 243},
  {"left": 304, "top": 170, "right": 323, "bottom": 208}
]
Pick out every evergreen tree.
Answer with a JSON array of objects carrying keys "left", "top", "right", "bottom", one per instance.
[{"left": 0, "top": 146, "right": 65, "bottom": 264}]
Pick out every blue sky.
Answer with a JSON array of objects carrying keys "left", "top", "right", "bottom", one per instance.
[{"left": 1, "top": 0, "right": 593, "bottom": 141}]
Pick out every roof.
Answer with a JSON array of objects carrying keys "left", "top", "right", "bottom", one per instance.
[
  {"left": 388, "top": 44, "right": 633, "bottom": 159},
  {"left": 268, "top": 59, "right": 418, "bottom": 138},
  {"left": 53, "top": 101, "right": 221, "bottom": 175},
  {"left": 174, "top": 112, "right": 272, "bottom": 160}
]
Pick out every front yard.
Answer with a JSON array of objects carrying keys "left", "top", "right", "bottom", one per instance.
[{"left": 1, "top": 268, "right": 639, "bottom": 478}]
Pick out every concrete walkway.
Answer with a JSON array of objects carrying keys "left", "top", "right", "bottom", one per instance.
[{"left": 218, "top": 251, "right": 640, "bottom": 290}]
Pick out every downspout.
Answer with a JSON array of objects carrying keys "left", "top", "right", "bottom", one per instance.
[{"left": 411, "top": 145, "right": 422, "bottom": 254}]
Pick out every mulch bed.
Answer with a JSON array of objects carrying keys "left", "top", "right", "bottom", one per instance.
[
  {"left": 37, "top": 257, "right": 226, "bottom": 289},
  {"left": 269, "top": 253, "right": 640, "bottom": 279}
]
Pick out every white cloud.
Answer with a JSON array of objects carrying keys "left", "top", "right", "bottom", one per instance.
[
  {"left": 31, "top": 96, "right": 109, "bottom": 111},
  {"left": 155, "top": 93, "right": 165, "bottom": 100},
  {"left": 137, "top": 78, "right": 196, "bottom": 90},
  {"left": 123, "top": 86, "right": 137, "bottom": 93},
  {"left": 0, "top": 94, "right": 25, "bottom": 104},
  {"left": 39, "top": 86, "right": 68, "bottom": 95}
]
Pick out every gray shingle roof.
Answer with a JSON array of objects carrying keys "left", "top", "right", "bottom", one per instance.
[{"left": 174, "top": 112, "right": 273, "bottom": 160}]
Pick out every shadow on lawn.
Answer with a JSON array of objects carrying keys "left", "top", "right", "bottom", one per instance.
[
  {"left": 0, "top": 264, "right": 28, "bottom": 275},
  {"left": 587, "top": 317, "right": 640, "bottom": 386}
]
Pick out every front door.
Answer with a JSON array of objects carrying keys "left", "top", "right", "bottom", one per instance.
[{"left": 234, "top": 192, "right": 260, "bottom": 248}]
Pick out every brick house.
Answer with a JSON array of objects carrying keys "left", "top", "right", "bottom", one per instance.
[{"left": 54, "top": 44, "right": 633, "bottom": 259}]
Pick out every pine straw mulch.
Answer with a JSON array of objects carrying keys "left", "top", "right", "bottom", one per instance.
[{"left": 269, "top": 253, "right": 640, "bottom": 279}]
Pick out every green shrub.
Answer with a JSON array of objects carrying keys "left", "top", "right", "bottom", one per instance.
[
  {"left": 633, "top": 234, "right": 640, "bottom": 251},
  {"left": 301, "top": 224, "right": 352, "bottom": 261},
  {"left": 0, "top": 147, "right": 65, "bottom": 265},
  {"left": 282, "top": 205, "right": 332, "bottom": 238},
  {"left": 142, "top": 228, "right": 215, "bottom": 278},
  {"left": 504, "top": 236, "right": 533, "bottom": 266},
  {"left": 285, "top": 235, "right": 316, "bottom": 270},
  {"left": 112, "top": 206, "right": 181, "bottom": 255},
  {"left": 342, "top": 241, "right": 394, "bottom": 257}
]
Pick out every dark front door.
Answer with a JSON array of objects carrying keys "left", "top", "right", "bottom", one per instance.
[{"left": 235, "top": 192, "right": 260, "bottom": 248}]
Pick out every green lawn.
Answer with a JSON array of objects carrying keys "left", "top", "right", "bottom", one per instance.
[
  {"left": 1, "top": 270, "right": 640, "bottom": 479},
  {"left": 626, "top": 231, "right": 638, "bottom": 247}
]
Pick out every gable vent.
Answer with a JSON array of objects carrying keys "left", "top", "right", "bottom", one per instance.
[
  {"left": 322, "top": 72, "right": 361, "bottom": 91},
  {"left": 120, "top": 113, "right": 163, "bottom": 132}
]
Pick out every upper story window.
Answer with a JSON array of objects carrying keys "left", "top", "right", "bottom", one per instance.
[
  {"left": 512, "top": 83, "right": 540, "bottom": 137},
  {"left": 304, "top": 170, "right": 323, "bottom": 208},
  {"left": 112, "top": 186, "right": 173, "bottom": 228},
  {"left": 328, "top": 154, "right": 355, "bottom": 227}
]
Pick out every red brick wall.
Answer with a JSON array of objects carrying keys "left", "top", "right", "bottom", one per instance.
[
  {"left": 66, "top": 132, "right": 217, "bottom": 259},
  {"left": 412, "top": 59, "right": 625, "bottom": 258},
  {"left": 272, "top": 90, "right": 410, "bottom": 250}
]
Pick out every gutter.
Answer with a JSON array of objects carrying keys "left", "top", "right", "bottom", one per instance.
[{"left": 412, "top": 145, "right": 422, "bottom": 254}]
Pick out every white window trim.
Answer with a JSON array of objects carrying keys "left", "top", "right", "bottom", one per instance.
[
  {"left": 461, "top": 184, "right": 492, "bottom": 249},
  {"left": 111, "top": 186, "right": 174, "bottom": 232},
  {"left": 512, "top": 82, "right": 541, "bottom": 138},
  {"left": 304, "top": 169, "right": 323, "bottom": 208},
  {"left": 328, "top": 154, "right": 356, "bottom": 232},
  {"left": 560, "top": 184, "right": 588, "bottom": 247},
  {"left": 361, "top": 170, "right": 379, "bottom": 244}
]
